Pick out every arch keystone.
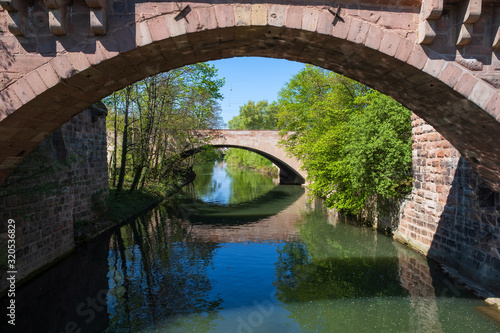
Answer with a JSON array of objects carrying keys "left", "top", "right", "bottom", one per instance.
[
  {"left": 268, "top": 5, "right": 288, "bottom": 28},
  {"left": 215, "top": 4, "right": 235, "bottom": 29},
  {"left": 302, "top": 8, "right": 319, "bottom": 32},
  {"left": 251, "top": 4, "right": 268, "bottom": 26},
  {"left": 235, "top": 4, "right": 251, "bottom": 26}
]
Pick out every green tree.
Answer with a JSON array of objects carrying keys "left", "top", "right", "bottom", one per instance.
[
  {"left": 104, "top": 63, "right": 225, "bottom": 194},
  {"left": 228, "top": 100, "right": 279, "bottom": 130},
  {"left": 276, "top": 65, "right": 411, "bottom": 215},
  {"left": 225, "top": 100, "right": 280, "bottom": 174}
]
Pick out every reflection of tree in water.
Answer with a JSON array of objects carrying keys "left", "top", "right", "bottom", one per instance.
[
  {"left": 186, "top": 162, "right": 217, "bottom": 198},
  {"left": 224, "top": 164, "right": 276, "bottom": 204},
  {"left": 187, "top": 162, "right": 276, "bottom": 205},
  {"left": 105, "top": 206, "right": 222, "bottom": 332},
  {"left": 274, "top": 208, "right": 411, "bottom": 331}
]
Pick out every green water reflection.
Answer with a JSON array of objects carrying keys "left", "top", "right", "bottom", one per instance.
[{"left": 185, "top": 161, "right": 277, "bottom": 205}]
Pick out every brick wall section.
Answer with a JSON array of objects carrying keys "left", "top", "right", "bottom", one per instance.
[
  {"left": 396, "top": 114, "right": 500, "bottom": 294},
  {"left": 0, "top": 106, "right": 108, "bottom": 294}
]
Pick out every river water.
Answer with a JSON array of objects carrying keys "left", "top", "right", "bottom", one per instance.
[{"left": 2, "top": 161, "right": 499, "bottom": 332}]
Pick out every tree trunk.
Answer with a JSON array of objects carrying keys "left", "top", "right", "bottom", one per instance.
[
  {"left": 116, "top": 86, "right": 132, "bottom": 193},
  {"left": 112, "top": 95, "right": 118, "bottom": 187},
  {"left": 129, "top": 164, "right": 144, "bottom": 193}
]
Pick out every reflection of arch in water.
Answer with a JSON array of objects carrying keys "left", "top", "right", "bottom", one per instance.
[
  {"left": 176, "top": 185, "right": 309, "bottom": 243},
  {"left": 173, "top": 185, "right": 306, "bottom": 226}
]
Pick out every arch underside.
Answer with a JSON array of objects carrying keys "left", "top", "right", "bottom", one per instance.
[
  {"left": 0, "top": 4, "right": 499, "bottom": 189},
  {"left": 183, "top": 144, "right": 306, "bottom": 185},
  {"left": 213, "top": 144, "right": 306, "bottom": 185}
]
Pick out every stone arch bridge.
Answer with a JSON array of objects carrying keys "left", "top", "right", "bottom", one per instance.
[
  {"left": 192, "top": 130, "right": 306, "bottom": 184},
  {"left": 0, "top": 0, "right": 499, "bottom": 191},
  {"left": 1, "top": 0, "right": 500, "bottom": 296}
]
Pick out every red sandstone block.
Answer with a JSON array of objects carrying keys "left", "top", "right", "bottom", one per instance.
[
  {"left": 346, "top": 18, "right": 369, "bottom": 44},
  {"left": 67, "top": 51, "right": 92, "bottom": 72},
  {"left": 252, "top": 4, "right": 268, "bottom": 26},
  {"left": 135, "top": 21, "right": 153, "bottom": 47},
  {"left": 437, "top": 62, "right": 464, "bottom": 88},
  {"left": 216, "top": 5, "right": 235, "bottom": 29},
  {"left": 50, "top": 54, "right": 76, "bottom": 80},
  {"left": 196, "top": 6, "right": 218, "bottom": 32},
  {"left": 23, "top": 70, "right": 48, "bottom": 96},
  {"left": 12, "top": 78, "right": 36, "bottom": 105},
  {"left": 147, "top": 16, "right": 171, "bottom": 42},
  {"left": 407, "top": 44, "right": 428, "bottom": 70},
  {"left": 182, "top": 9, "right": 201, "bottom": 34},
  {"left": 316, "top": 9, "right": 333, "bottom": 36},
  {"left": 268, "top": 5, "right": 288, "bottom": 28},
  {"left": 365, "top": 25, "right": 384, "bottom": 50},
  {"left": 285, "top": 6, "right": 303, "bottom": 30},
  {"left": 485, "top": 94, "right": 500, "bottom": 121},
  {"left": 469, "top": 80, "right": 495, "bottom": 112},
  {"left": 357, "top": 8, "right": 381, "bottom": 24},
  {"left": 234, "top": 4, "right": 251, "bottom": 27},
  {"left": 454, "top": 73, "right": 478, "bottom": 98},
  {"left": 83, "top": 40, "right": 114, "bottom": 66},
  {"left": 302, "top": 8, "right": 319, "bottom": 32},
  {"left": 422, "top": 58, "right": 445, "bottom": 79},
  {"left": 380, "top": 12, "right": 416, "bottom": 31},
  {"left": 379, "top": 32, "right": 402, "bottom": 57}
]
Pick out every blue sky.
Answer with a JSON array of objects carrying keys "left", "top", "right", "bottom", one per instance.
[{"left": 207, "top": 57, "right": 304, "bottom": 126}]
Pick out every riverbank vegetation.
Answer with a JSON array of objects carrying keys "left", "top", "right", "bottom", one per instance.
[
  {"left": 104, "top": 63, "right": 224, "bottom": 196},
  {"left": 76, "top": 63, "right": 225, "bottom": 242},
  {"left": 228, "top": 65, "right": 412, "bottom": 218},
  {"left": 278, "top": 66, "right": 412, "bottom": 216},
  {"left": 75, "top": 189, "right": 163, "bottom": 244}
]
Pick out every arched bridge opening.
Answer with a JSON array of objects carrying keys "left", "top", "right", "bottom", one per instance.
[
  {"left": 181, "top": 129, "right": 306, "bottom": 185},
  {"left": 214, "top": 145, "right": 305, "bottom": 185},
  {"left": 0, "top": 1, "right": 499, "bottom": 190}
]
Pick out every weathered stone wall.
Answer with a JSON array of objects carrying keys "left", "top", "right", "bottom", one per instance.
[
  {"left": 396, "top": 114, "right": 500, "bottom": 294},
  {"left": 0, "top": 105, "right": 108, "bottom": 294}
]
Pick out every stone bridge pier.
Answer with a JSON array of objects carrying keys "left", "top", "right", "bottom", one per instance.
[{"left": 397, "top": 115, "right": 500, "bottom": 295}]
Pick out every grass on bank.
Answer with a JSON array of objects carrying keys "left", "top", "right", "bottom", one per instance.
[{"left": 74, "top": 188, "right": 164, "bottom": 244}]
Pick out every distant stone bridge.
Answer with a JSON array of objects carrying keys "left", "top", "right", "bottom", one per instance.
[{"left": 195, "top": 130, "right": 306, "bottom": 185}]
